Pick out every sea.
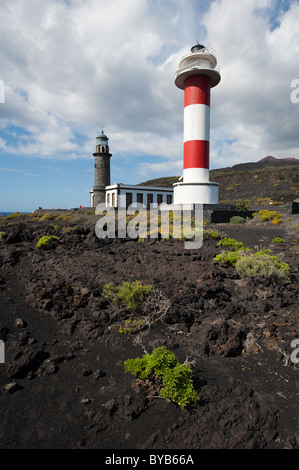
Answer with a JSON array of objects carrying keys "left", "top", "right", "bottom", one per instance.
[{"left": 0, "top": 212, "right": 30, "bottom": 216}]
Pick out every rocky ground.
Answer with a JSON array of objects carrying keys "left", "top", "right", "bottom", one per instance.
[{"left": 0, "top": 210, "right": 298, "bottom": 450}]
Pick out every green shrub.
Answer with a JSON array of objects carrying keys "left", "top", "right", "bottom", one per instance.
[
  {"left": 235, "top": 250, "right": 290, "bottom": 283},
  {"left": 103, "top": 281, "right": 152, "bottom": 312},
  {"left": 217, "top": 237, "right": 246, "bottom": 251},
  {"left": 214, "top": 237, "right": 251, "bottom": 266},
  {"left": 230, "top": 216, "right": 245, "bottom": 224},
  {"left": 0, "top": 231, "right": 6, "bottom": 241},
  {"left": 85, "top": 209, "right": 95, "bottom": 215},
  {"left": 272, "top": 237, "right": 285, "bottom": 243},
  {"left": 51, "top": 224, "right": 61, "bottom": 232},
  {"left": 36, "top": 235, "right": 60, "bottom": 249},
  {"left": 124, "top": 346, "right": 199, "bottom": 409}
]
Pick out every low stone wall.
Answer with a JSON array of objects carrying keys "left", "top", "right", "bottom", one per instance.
[
  {"left": 210, "top": 210, "right": 256, "bottom": 224},
  {"left": 291, "top": 201, "right": 299, "bottom": 215}
]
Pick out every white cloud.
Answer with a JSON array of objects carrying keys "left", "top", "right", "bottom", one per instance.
[
  {"left": 0, "top": 0, "right": 298, "bottom": 183},
  {"left": 204, "top": 0, "right": 299, "bottom": 167}
]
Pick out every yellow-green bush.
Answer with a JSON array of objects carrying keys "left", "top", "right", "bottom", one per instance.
[
  {"left": 36, "top": 235, "right": 60, "bottom": 249},
  {"left": 41, "top": 213, "right": 55, "bottom": 221},
  {"left": 253, "top": 210, "right": 282, "bottom": 223},
  {"left": 6, "top": 212, "right": 20, "bottom": 219},
  {"left": 235, "top": 250, "right": 290, "bottom": 283},
  {"left": 56, "top": 213, "right": 71, "bottom": 221}
]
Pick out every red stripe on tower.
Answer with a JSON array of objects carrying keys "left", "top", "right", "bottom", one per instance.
[
  {"left": 183, "top": 140, "right": 209, "bottom": 169},
  {"left": 184, "top": 75, "right": 210, "bottom": 107}
]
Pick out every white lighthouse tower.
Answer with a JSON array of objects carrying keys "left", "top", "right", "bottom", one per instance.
[{"left": 173, "top": 43, "right": 221, "bottom": 205}]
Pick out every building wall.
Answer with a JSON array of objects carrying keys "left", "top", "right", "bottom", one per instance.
[{"left": 105, "top": 185, "right": 173, "bottom": 209}]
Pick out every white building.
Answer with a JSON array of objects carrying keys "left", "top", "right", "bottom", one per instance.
[{"left": 105, "top": 183, "right": 173, "bottom": 209}]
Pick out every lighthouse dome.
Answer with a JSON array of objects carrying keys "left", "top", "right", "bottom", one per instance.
[{"left": 96, "top": 130, "right": 109, "bottom": 146}]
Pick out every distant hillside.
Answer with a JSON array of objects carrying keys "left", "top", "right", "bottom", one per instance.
[{"left": 140, "top": 156, "right": 299, "bottom": 205}]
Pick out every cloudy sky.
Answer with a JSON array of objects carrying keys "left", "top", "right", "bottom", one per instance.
[{"left": 0, "top": 0, "right": 298, "bottom": 211}]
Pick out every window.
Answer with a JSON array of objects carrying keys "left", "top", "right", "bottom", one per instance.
[
  {"left": 147, "top": 193, "right": 153, "bottom": 209},
  {"left": 137, "top": 193, "right": 143, "bottom": 204},
  {"left": 167, "top": 194, "right": 172, "bottom": 205},
  {"left": 157, "top": 194, "right": 163, "bottom": 205},
  {"left": 126, "top": 192, "right": 132, "bottom": 209},
  {"left": 107, "top": 193, "right": 110, "bottom": 206},
  {"left": 112, "top": 193, "right": 115, "bottom": 207}
]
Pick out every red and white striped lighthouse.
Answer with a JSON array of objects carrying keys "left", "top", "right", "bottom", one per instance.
[{"left": 173, "top": 44, "right": 221, "bottom": 205}]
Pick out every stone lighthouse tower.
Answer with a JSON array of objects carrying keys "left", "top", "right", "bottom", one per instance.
[
  {"left": 173, "top": 43, "right": 221, "bottom": 205},
  {"left": 92, "top": 129, "right": 112, "bottom": 207}
]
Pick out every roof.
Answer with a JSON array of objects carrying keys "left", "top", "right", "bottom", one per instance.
[{"left": 96, "top": 130, "right": 108, "bottom": 140}]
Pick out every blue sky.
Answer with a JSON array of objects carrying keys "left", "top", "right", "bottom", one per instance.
[{"left": 0, "top": 0, "right": 298, "bottom": 212}]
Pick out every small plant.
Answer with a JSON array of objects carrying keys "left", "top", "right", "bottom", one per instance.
[
  {"left": 36, "top": 235, "right": 60, "bottom": 249},
  {"left": 85, "top": 209, "right": 95, "bottom": 215},
  {"left": 233, "top": 201, "right": 248, "bottom": 211},
  {"left": 207, "top": 230, "right": 221, "bottom": 240},
  {"left": 272, "top": 218, "right": 282, "bottom": 225},
  {"left": 213, "top": 250, "right": 244, "bottom": 266},
  {"left": 0, "top": 231, "right": 6, "bottom": 241},
  {"left": 103, "top": 281, "right": 152, "bottom": 312},
  {"left": 235, "top": 250, "right": 290, "bottom": 283},
  {"left": 124, "top": 346, "right": 199, "bottom": 409},
  {"left": 64, "top": 225, "right": 80, "bottom": 233},
  {"left": 287, "top": 222, "right": 299, "bottom": 235},
  {"left": 119, "top": 319, "right": 145, "bottom": 334},
  {"left": 272, "top": 237, "right": 285, "bottom": 243},
  {"left": 229, "top": 216, "right": 245, "bottom": 224}
]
